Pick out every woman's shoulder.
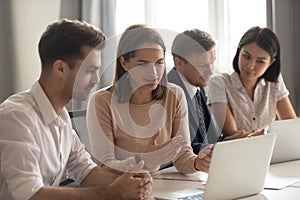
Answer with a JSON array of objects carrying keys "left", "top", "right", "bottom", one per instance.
[
  {"left": 164, "top": 83, "right": 186, "bottom": 105},
  {"left": 92, "top": 86, "right": 113, "bottom": 101},
  {"left": 167, "top": 82, "right": 183, "bottom": 90},
  {"left": 265, "top": 73, "right": 288, "bottom": 95},
  {"left": 211, "top": 71, "right": 233, "bottom": 82},
  {"left": 275, "top": 73, "right": 286, "bottom": 85},
  {"left": 209, "top": 72, "right": 236, "bottom": 89},
  {"left": 166, "top": 83, "right": 185, "bottom": 95}
]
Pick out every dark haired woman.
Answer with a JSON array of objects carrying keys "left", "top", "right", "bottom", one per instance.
[{"left": 207, "top": 26, "right": 296, "bottom": 136}]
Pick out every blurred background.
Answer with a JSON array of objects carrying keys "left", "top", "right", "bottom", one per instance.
[{"left": 0, "top": 0, "right": 299, "bottom": 116}]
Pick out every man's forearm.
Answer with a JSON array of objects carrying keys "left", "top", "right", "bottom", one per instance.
[
  {"left": 80, "top": 166, "right": 119, "bottom": 187},
  {"left": 29, "top": 185, "right": 117, "bottom": 200}
]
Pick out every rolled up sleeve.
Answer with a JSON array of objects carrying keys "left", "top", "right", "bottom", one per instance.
[{"left": 0, "top": 113, "right": 44, "bottom": 200}]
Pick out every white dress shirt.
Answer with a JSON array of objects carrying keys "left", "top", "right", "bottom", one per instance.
[
  {"left": 178, "top": 73, "right": 198, "bottom": 107},
  {"left": 0, "top": 81, "right": 96, "bottom": 200}
]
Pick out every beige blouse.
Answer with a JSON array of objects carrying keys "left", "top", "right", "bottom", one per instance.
[{"left": 87, "top": 83, "right": 198, "bottom": 174}]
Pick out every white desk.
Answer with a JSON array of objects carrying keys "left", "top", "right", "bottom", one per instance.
[
  {"left": 290, "top": 181, "right": 300, "bottom": 188},
  {"left": 261, "top": 187, "right": 300, "bottom": 200},
  {"left": 151, "top": 160, "right": 300, "bottom": 200},
  {"left": 152, "top": 180, "right": 300, "bottom": 200}
]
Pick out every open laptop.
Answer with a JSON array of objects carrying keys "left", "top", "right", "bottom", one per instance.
[
  {"left": 268, "top": 118, "right": 300, "bottom": 164},
  {"left": 155, "top": 134, "right": 276, "bottom": 200}
]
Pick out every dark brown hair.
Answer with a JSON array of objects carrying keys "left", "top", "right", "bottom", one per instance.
[
  {"left": 38, "top": 19, "right": 106, "bottom": 71},
  {"left": 171, "top": 29, "right": 216, "bottom": 63},
  {"left": 232, "top": 26, "right": 280, "bottom": 82}
]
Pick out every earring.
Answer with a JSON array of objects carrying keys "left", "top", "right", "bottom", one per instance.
[{"left": 126, "top": 73, "right": 129, "bottom": 79}]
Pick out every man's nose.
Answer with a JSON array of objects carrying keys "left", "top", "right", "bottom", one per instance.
[{"left": 91, "top": 71, "right": 100, "bottom": 85}]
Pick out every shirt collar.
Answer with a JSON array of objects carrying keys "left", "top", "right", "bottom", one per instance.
[
  {"left": 231, "top": 71, "right": 266, "bottom": 90},
  {"left": 178, "top": 73, "right": 198, "bottom": 99},
  {"left": 31, "top": 81, "right": 69, "bottom": 126}
]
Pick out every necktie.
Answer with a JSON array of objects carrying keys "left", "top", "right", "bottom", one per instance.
[{"left": 195, "top": 89, "right": 208, "bottom": 144}]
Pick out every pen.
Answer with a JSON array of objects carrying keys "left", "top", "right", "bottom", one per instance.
[
  {"left": 216, "top": 134, "right": 224, "bottom": 142},
  {"left": 212, "top": 134, "right": 224, "bottom": 150}
]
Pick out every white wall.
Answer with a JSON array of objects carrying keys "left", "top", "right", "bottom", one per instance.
[{"left": 10, "top": 0, "right": 61, "bottom": 92}]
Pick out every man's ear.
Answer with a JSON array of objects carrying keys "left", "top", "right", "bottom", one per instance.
[
  {"left": 174, "top": 57, "right": 184, "bottom": 68},
  {"left": 119, "top": 56, "right": 128, "bottom": 71},
  {"left": 53, "top": 60, "right": 67, "bottom": 78}
]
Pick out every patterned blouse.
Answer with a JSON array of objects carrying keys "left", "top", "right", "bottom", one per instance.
[{"left": 207, "top": 72, "right": 289, "bottom": 132}]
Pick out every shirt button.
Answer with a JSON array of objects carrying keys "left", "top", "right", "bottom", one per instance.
[{"left": 253, "top": 117, "right": 256, "bottom": 120}]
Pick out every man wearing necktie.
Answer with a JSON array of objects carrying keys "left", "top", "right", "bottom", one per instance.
[{"left": 168, "top": 29, "right": 219, "bottom": 154}]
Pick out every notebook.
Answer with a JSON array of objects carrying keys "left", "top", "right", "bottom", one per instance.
[
  {"left": 154, "top": 134, "right": 276, "bottom": 200},
  {"left": 268, "top": 118, "right": 300, "bottom": 164}
]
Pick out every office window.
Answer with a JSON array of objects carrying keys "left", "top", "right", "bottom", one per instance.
[
  {"left": 116, "top": 0, "right": 266, "bottom": 72},
  {"left": 151, "top": 0, "right": 209, "bottom": 32},
  {"left": 116, "top": 0, "right": 145, "bottom": 34},
  {"left": 223, "top": 0, "right": 267, "bottom": 72}
]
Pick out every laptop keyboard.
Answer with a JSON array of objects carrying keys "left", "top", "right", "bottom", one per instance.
[{"left": 178, "top": 193, "right": 204, "bottom": 200}]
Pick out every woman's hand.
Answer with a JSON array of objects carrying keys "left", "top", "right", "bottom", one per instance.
[
  {"left": 224, "top": 129, "right": 265, "bottom": 140},
  {"left": 139, "top": 129, "right": 188, "bottom": 170},
  {"left": 194, "top": 144, "right": 213, "bottom": 172}
]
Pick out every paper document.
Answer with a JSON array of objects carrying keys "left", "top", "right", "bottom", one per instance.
[
  {"left": 264, "top": 160, "right": 300, "bottom": 189},
  {"left": 152, "top": 167, "right": 208, "bottom": 182}
]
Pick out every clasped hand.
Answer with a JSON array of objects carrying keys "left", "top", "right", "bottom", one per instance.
[{"left": 114, "top": 161, "right": 152, "bottom": 200}]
